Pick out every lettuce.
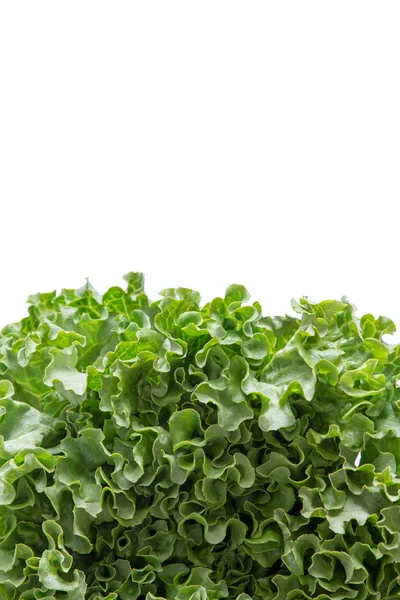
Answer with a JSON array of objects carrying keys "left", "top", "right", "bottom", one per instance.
[{"left": 1, "top": 274, "right": 400, "bottom": 599}]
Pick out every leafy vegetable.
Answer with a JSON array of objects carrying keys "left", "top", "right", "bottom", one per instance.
[{"left": 1, "top": 274, "right": 400, "bottom": 599}]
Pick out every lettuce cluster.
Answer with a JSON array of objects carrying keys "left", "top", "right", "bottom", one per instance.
[{"left": 1, "top": 273, "right": 400, "bottom": 600}]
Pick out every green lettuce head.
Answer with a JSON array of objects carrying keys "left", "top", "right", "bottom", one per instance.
[{"left": 0, "top": 274, "right": 400, "bottom": 599}]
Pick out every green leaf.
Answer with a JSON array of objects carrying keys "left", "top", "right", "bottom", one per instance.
[
  {"left": 0, "top": 399, "right": 52, "bottom": 459},
  {"left": 44, "top": 345, "right": 87, "bottom": 395},
  {"left": 123, "top": 271, "right": 145, "bottom": 295}
]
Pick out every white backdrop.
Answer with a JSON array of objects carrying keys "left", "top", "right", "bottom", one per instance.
[{"left": 1, "top": 2, "right": 399, "bottom": 340}]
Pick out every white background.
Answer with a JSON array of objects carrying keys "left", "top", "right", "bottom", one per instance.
[{"left": 1, "top": 2, "right": 399, "bottom": 339}]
